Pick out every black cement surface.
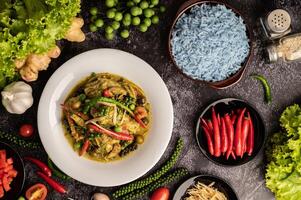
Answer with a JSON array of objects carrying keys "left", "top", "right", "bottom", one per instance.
[{"left": 1, "top": 0, "right": 301, "bottom": 199}]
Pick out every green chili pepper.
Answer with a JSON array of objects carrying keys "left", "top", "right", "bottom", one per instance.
[
  {"left": 251, "top": 74, "right": 272, "bottom": 104},
  {"left": 47, "top": 157, "right": 70, "bottom": 180},
  {"left": 83, "top": 97, "right": 134, "bottom": 115}
]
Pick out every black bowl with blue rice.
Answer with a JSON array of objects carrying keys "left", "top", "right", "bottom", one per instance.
[{"left": 168, "top": 0, "right": 253, "bottom": 89}]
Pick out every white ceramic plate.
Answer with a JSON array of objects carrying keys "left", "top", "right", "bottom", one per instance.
[{"left": 38, "top": 49, "right": 173, "bottom": 187}]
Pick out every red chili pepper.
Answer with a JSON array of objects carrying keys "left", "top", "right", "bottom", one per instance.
[
  {"left": 79, "top": 140, "right": 90, "bottom": 156},
  {"left": 225, "top": 114, "right": 234, "bottom": 160},
  {"left": 234, "top": 108, "right": 246, "bottom": 157},
  {"left": 247, "top": 112, "right": 254, "bottom": 156},
  {"left": 201, "top": 125, "right": 214, "bottom": 156},
  {"left": 231, "top": 151, "right": 236, "bottom": 160},
  {"left": 36, "top": 171, "right": 67, "bottom": 194},
  {"left": 217, "top": 113, "right": 221, "bottom": 126},
  {"left": 88, "top": 123, "right": 134, "bottom": 141},
  {"left": 231, "top": 114, "right": 237, "bottom": 125},
  {"left": 61, "top": 104, "right": 89, "bottom": 120},
  {"left": 24, "top": 157, "right": 52, "bottom": 177},
  {"left": 200, "top": 118, "right": 209, "bottom": 130},
  {"left": 134, "top": 116, "right": 147, "bottom": 128},
  {"left": 241, "top": 118, "right": 250, "bottom": 157},
  {"left": 236, "top": 108, "right": 242, "bottom": 114},
  {"left": 220, "top": 117, "right": 228, "bottom": 154},
  {"left": 212, "top": 107, "right": 221, "bottom": 157},
  {"left": 207, "top": 120, "right": 213, "bottom": 132},
  {"left": 200, "top": 119, "right": 212, "bottom": 137}
]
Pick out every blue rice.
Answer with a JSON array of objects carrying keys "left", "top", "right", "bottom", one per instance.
[{"left": 171, "top": 4, "right": 250, "bottom": 82}]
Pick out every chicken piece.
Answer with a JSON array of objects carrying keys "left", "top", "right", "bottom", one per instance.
[
  {"left": 65, "top": 17, "right": 85, "bottom": 42},
  {"left": 107, "top": 143, "right": 121, "bottom": 159},
  {"left": 122, "top": 115, "right": 140, "bottom": 133}
]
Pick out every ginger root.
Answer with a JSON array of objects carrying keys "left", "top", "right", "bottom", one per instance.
[
  {"left": 14, "top": 59, "right": 26, "bottom": 69},
  {"left": 65, "top": 17, "right": 85, "bottom": 42},
  {"left": 18, "top": 45, "right": 61, "bottom": 82},
  {"left": 16, "top": 17, "right": 84, "bottom": 82}
]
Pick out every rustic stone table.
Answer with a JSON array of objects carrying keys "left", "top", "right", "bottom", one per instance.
[{"left": 1, "top": 0, "right": 300, "bottom": 199}]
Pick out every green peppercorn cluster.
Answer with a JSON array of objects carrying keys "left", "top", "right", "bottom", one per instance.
[
  {"left": 0, "top": 131, "right": 41, "bottom": 149},
  {"left": 119, "top": 142, "right": 138, "bottom": 157},
  {"left": 120, "top": 168, "right": 188, "bottom": 200},
  {"left": 88, "top": 0, "right": 166, "bottom": 40},
  {"left": 112, "top": 138, "right": 184, "bottom": 199}
]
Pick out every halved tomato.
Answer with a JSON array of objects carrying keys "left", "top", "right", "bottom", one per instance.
[{"left": 25, "top": 183, "right": 47, "bottom": 200}]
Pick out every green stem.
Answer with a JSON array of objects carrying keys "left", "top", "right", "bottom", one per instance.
[{"left": 47, "top": 157, "right": 70, "bottom": 180}]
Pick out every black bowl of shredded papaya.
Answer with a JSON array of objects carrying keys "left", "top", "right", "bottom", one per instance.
[
  {"left": 195, "top": 98, "right": 265, "bottom": 166},
  {"left": 173, "top": 174, "right": 238, "bottom": 200}
]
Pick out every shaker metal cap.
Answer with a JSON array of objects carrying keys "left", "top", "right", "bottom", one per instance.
[{"left": 267, "top": 9, "right": 291, "bottom": 33}]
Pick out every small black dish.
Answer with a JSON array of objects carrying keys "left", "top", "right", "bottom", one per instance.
[
  {"left": 0, "top": 141, "right": 25, "bottom": 199},
  {"left": 173, "top": 174, "right": 238, "bottom": 200},
  {"left": 196, "top": 98, "right": 265, "bottom": 166}
]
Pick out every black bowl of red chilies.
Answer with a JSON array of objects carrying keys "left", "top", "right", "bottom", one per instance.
[{"left": 196, "top": 98, "right": 265, "bottom": 166}]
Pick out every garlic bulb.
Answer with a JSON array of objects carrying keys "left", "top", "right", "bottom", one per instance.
[{"left": 1, "top": 81, "right": 33, "bottom": 114}]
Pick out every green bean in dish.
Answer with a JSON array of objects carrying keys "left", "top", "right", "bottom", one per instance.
[{"left": 62, "top": 73, "right": 151, "bottom": 162}]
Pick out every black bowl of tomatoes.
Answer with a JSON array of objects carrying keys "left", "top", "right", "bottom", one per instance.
[
  {"left": 0, "top": 141, "right": 25, "bottom": 199},
  {"left": 196, "top": 98, "right": 265, "bottom": 166}
]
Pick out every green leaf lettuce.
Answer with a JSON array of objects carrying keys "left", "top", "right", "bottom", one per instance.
[
  {"left": 0, "top": 0, "right": 81, "bottom": 84},
  {"left": 266, "top": 104, "right": 301, "bottom": 200}
]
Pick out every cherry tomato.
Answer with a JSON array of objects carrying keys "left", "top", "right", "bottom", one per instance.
[
  {"left": 19, "top": 124, "right": 34, "bottom": 138},
  {"left": 150, "top": 187, "right": 170, "bottom": 200},
  {"left": 25, "top": 183, "right": 47, "bottom": 200}
]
